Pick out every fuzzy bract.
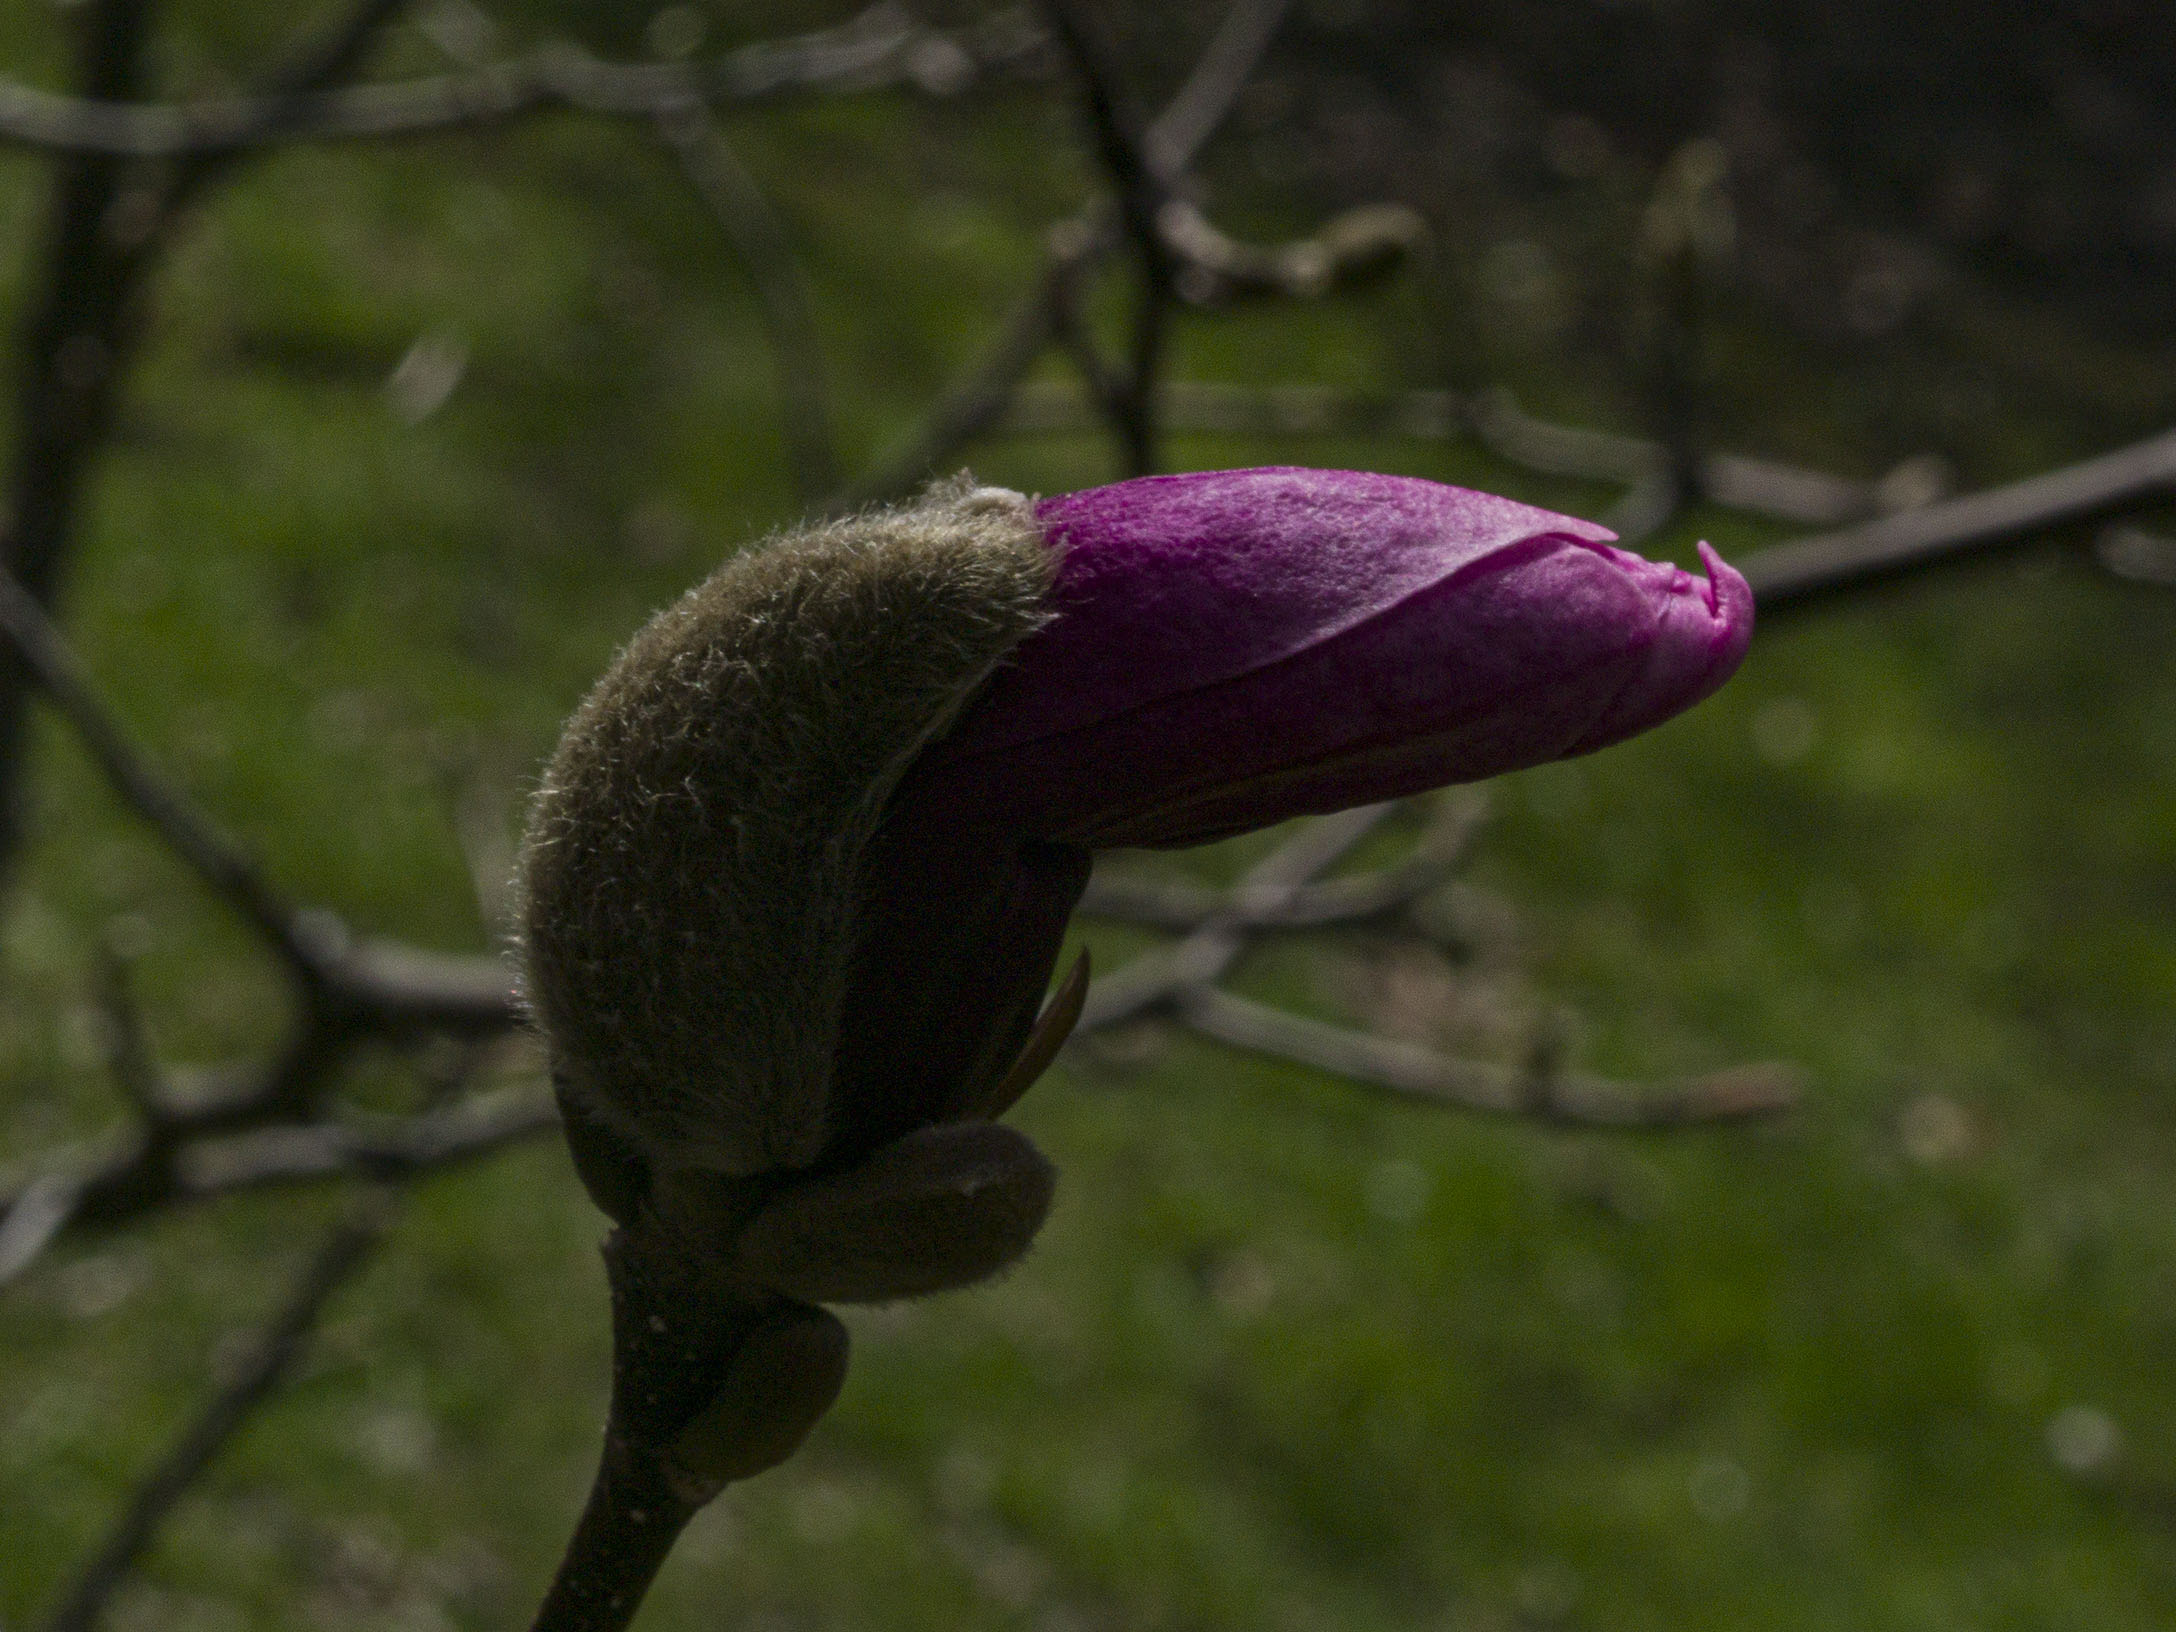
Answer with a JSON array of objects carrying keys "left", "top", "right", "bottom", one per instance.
[{"left": 518, "top": 478, "right": 1053, "bottom": 1177}]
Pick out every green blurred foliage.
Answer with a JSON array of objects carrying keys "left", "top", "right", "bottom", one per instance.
[{"left": 1, "top": 2, "right": 2175, "bottom": 1630}]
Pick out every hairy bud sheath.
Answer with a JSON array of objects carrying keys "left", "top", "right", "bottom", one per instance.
[{"left": 518, "top": 478, "right": 1055, "bottom": 1177}]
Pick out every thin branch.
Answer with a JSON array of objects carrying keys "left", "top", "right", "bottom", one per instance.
[
  {"left": 40, "top": 1191, "right": 397, "bottom": 1632},
  {"left": 1143, "top": 0, "right": 1291, "bottom": 172},
  {"left": 655, "top": 101, "right": 837, "bottom": 502},
  {"left": 448, "top": 764, "right": 519, "bottom": 938},
  {"left": 1001, "top": 380, "right": 1890, "bottom": 528},
  {"left": 0, "top": 550, "right": 519, "bottom": 1278},
  {"left": 1599, "top": 466, "right": 1682, "bottom": 547},
  {"left": 158, "top": 0, "right": 416, "bottom": 214},
  {"left": 171, "top": 1082, "right": 556, "bottom": 1197},
  {"left": 0, "top": 1082, "right": 553, "bottom": 1269},
  {"left": 0, "top": 567, "right": 321, "bottom": 974},
  {"left": 16, "top": 1052, "right": 502, "bottom": 1625},
  {"left": 94, "top": 939, "right": 170, "bottom": 1126},
  {"left": 1077, "top": 802, "right": 1396, "bottom": 1031},
  {"left": 0, "top": 0, "right": 156, "bottom": 863},
  {"left": 1703, "top": 450, "right": 1882, "bottom": 528},
  {"left": 1082, "top": 790, "right": 1483, "bottom": 931},
  {"left": 832, "top": 0, "right": 1306, "bottom": 502},
  {"left": 1120, "top": 270, "right": 1173, "bottom": 475},
  {"left": 0, "top": 6, "right": 1041, "bottom": 158},
  {"left": 828, "top": 225, "right": 1089, "bottom": 512},
  {"left": 1038, "top": 0, "right": 1173, "bottom": 472},
  {"left": 0, "top": 0, "right": 413, "bottom": 886},
  {"left": 1741, "top": 424, "right": 2176, "bottom": 610},
  {"left": 326, "top": 937, "right": 518, "bottom": 1034},
  {"left": 257, "top": 0, "right": 412, "bottom": 96},
  {"left": 1155, "top": 199, "right": 1427, "bottom": 305},
  {"left": 2098, "top": 523, "right": 2176, "bottom": 588},
  {"left": 1180, "top": 986, "right": 1799, "bottom": 1125},
  {"left": 0, "top": 561, "right": 521, "bottom": 1034},
  {"left": 1468, "top": 385, "right": 1656, "bottom": 485},
  {"left": 1040, "top": 227, "right": 1123, "bottom": 402},
  {"left": 1070, "top": 796, "right": 1796, "bottom": 1128},
  {"left": 0, "top": 1173, "right": 85, "bottom": 1284},
  {"left": 1002, "top": 379, "right": 1464, "bottom": 439},
  {"left": 0, "top": 0, "right": 422, "bottom": 890},
  {"left": 1033, "top": 0, "right": 1424, "bottom": 474},
  {"left": 1473, "top": 387, "right": 1897, "bottom": 528}
]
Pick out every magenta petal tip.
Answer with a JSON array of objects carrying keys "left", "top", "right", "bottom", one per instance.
[{"left": 1559, "top": 538, "right": 1753, "bottom": 758}]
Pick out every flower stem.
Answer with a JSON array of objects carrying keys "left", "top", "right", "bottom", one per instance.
[
  {"left": 528, "top": 1438, "right": 698, "bottom": 1632},
  {"left": 529, "top": 1213, "right": 847, "bottom": 1632}
]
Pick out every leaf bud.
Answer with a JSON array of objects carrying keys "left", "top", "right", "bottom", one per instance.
[
  {"left": 663, "top": 1301, "right": 850, "bottom": 1498},
  {"left": 732, "top": 1122, "right": 1057, "bottom": 1304}
]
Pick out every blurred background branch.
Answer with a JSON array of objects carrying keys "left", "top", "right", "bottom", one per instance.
[{"left": 0, "top": 4, "right": 1046, "bottom": 156}]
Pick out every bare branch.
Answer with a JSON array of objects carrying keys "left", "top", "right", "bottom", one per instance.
[
  {"left": 1031, "top": 0, "right": 1398, "bottom": 469},
  {"left": 94, "top": 939, "right": 169, "bottom": 1126},
  {"left": 1043, "top": 241, "right": 1131, "bottom": 424},
  {"left": 40, "top": 1191, "right": 397, "bottom": 1632},
  {"left": 1077, "top": 868, "right": 1239, "bottom": 930},
  {"left": 326, "top": 938, "right": 517, "bottom": 1035},
  {"left": 1599, "top": 466, "right": 1682, "bottom": 547},
  {"left": 1071, "top": 794, "right": 1794, "bottom": 1128},
  {"left": 1077, "top": 803, "right": 1395, "bottom": 1031},
  {"left": 1474, "top": 387, "right": 1904, "bottom": 530},
  {"left": 0, "top": 0, "right": 157, "bottom": 863},
  {"left": 262, "top": 0, "right": 413, "bottom": 95},
  {"left": 1037, "top": 0, "right": 1161, "bottom": 198},
  {"left": 171, "top": 1082, "right": 557, "bottom": 1197},
  {"left": 0, "top": 562, "right": 522, "bottom": 1038},
  {"left": 1468, "top": 386, "right": 1657, "bottom": 485},
  {"left": 1082, "top": 790, "right": 1484, "bottom": 932},
  {"left": 1741, "top": 425, "right": 2176, "bottom": 610},
  {"left": 655, "top": 101, "right": 837, "bottom": 503},
  {"left": 0, "top": 1081, "right": 553, "bottom": 1263},
  {"left": 0, "top": 1173, "right": 85, "bottom": 1285},
  {"left": 2098, "top": 523, "right": 2176, "bottom": 588},
  {"left": 1023, "top": 0, "right": 1357, "bottom": 473},
  {"left": 828, "top": 243, "right": 1078, "bottom": 511},
  {"left": 0, "top": 0, "right": 426, "bottom": 891},
  {"left": 0, "top": 567, "right": 322, "bottom": 975},
  {"left": 159, "top": 0, "right": 416, "bottom": 214},
  {"left": 832, "top": 0, "right": 1319, "bottom": 502},
  {"left": 449, "top": 766, "right": 519, "bottom": 937},
  {"left": 1180, "top": 987, "right": 1799, "bottom": 1126},
  {"left": 1116, "top": 274, "right": 1168, "bottom": 476},
  {"left": 1002, "top": 379, "right": 1460, "bottom": 439},
  {"left": 0, "top": 6, "right": 1043, "bottom": 158},
  {"left": 1038, "top": 0, "right": 1174, "bottom": 472},
  {"left": 0, "top": 510, "right": 515, "bottom": 1281},
  {"left": 1157, "top": 199, "right": 1427, "bottom": 305},
  {"left": 15, "top": 1044, "right": 521, "bottom": 1622},
  {"left": 1703, "top": 450, "right": 1884, "bottom": 528},
  {"left": 1143, "top": 0, "right": 1292, "bottom": 172},
  {"left": 1001, "top": 380, "right": 1898, "bottom": 529}
]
